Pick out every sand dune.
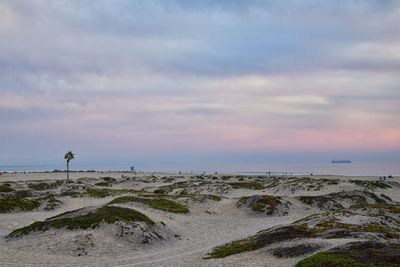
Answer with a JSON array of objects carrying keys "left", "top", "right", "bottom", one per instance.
[{"left": 0, "top": 172, "right": 399, "bottom": 266}]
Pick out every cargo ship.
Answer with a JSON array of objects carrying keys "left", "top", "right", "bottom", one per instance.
[{"left": 331, "top": 160, "right": 352, "bottom": 164}]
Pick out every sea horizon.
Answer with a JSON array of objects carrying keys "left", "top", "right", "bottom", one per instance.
[{"left": 1, "top": 161, "right": 399, "bottom": 176}]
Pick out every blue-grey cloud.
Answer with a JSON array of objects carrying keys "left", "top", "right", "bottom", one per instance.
[{"left": 0, "top": 0, "right": 399, "bottom": 168}]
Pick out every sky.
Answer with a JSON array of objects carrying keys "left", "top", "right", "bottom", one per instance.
[{"left": 0, "top": 0, "right": 399, "bottom": 171}]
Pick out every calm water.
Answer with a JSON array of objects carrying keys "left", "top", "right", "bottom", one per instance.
[
  {"left": 0, "top": 162, "right": 399, "bottom": 176},
  {"left": 220, "top": 162, "right": 400, "bottom": 176}
]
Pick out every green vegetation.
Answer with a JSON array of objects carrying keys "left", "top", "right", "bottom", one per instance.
[
  {"left": 256, "top": 196, "right": 279, "bottom": 213},
  {"left": 207, "top": 194, "right": 222, "bottom": 201},
  {"left": 64, "top": 151, "right": 75, "bottom": 180},
  {"left": 80, "top": 189, "right": 113, "bottom": 198},
  {"left": 0, "top": 198, "right": 41, "bottom": 213},
  {"left": 229, "top": 182, "right": 264, "bottom": 190},
  {"left": 297, "top": 196, "right": 315, "bottom": 205},
  {"left": 44, "top": 196, "right": 62, "bottom": 210},
  {"left": 154, "top": 181, "right": 199, "bottom": 194},
  {"left": 153, "top": 188, "right": 166, "bottom": 194},
  {"left": 264, "top": 179, "right": 281, "bottom": 188},
  {"left": 176, "top": 192, "right": 223, "bottom": 202},
  {"left": 263, "top": 177, "right": 340, "bottom": 191},
  {"left": 109, "top": 196, "right": 189, "bottom": 213},
  {"left": 205, "top": 225, "right": 312, "bottom": 259},
  {"left": 14, "top": 190, "right": 32, "bottom": 198},
  {"left": 296, "top": 251, "right": 362, "bottom": 267},
  {"left": 296, "top": 242, "right": 400, "bottom": 267},
  {"left": 28, "top": 181, "right": 63, "bottom": 191},
  {"left": 272, "top": 244, "right": 321, "bottom": 258},
  {"left": 0, "top": 184, "right": 15, "bottom": 192},
  {"left": 350, "top": 180, "right": 391, "bottom": 190},
  {"left": 204, "top": 239, "right": 262, "bottom": 259},
  {"left": 8, "top": 206, "right": 154, "bottom": 237},
  {"left": 95, "top": 181, "right": 113, "bottom": 187},
  {"left": 292, "top": 211, "right": 400, "bottom": 239},
  {"left": 109, "top": 196, "right": 136, "bottom": 204},
  {"left": 297, "top": 191, "right": 388, "bottom": 211},
  {"left": 67, "top": 188, "right": 139, "bottom": 198},
  {"left": 101, "top": 177, "right": 116, "bottom": 182},
  {"left": 95, "top": 177, "right": 116, "bottom": 187},
  {"left": 145, "top": 199, "right": 189, "bottom": 213},
  {"left": 237, "top": 195, "right": 289, "bottom": 215},
  {"left": 389, "top": 206, "right": 400, "bottom": 213},
  {"left": 141, "top": 190, "right": 222, "bottom": 203},
  {"left": 206, "top": 209, "right": 400, "bottom": 260}
]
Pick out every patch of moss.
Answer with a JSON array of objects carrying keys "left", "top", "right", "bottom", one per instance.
[
  {"left": 155, "top": 181, "right": 190, "bottom": 194},
  {"left": 297, "top": 191, "right": 387, "bottom": 211},
  {"left": 259, "top": 195, "right": 280, "bottom": 213},
  {"left": 143, "top": 191, "right": 222, "bottom": 203},
  {"left": 95, "top": 177, "right": 117, "bottom": 187},
  {"left": 283, "top": 177, "right": 340, "bottom": 191},
  {"left": 8, "top": 206, "right": 154, "bottom": 237},
  {"left": 356, "top": 223, "right": 397, "bottom": 234},
  {"left": 95, "top": 181, "right": 113, "bottom": 187},
  {"left": 100, "top": 177, "right": 116, "bottom": 183},
  {"left": 350, "top": 202, "right": 400, "bottom": 216},
  {"left": 109, "top": 196, "right": 189, "bottom": 213},
  {"left": 108, "top": 196, "right": 135, "bottom": 204},
  {"left": 70, "top": 188, "right": 139, "bottom": 198},
  {"left": 296, "top": 251, "right": 361, "bottom": 267},
  {"left": 0, "top": 184, "right": 15, "bottom": 192},
  {"left": 44, "top": 196, "right": 62, "bottom": 210},
  {"left": 0, "top": 198, "right": 41, "bottom": 213},
  {"left": 28, "top": 181, "right": 63, "bottom": 191},
  {"left": 350, "top": 180, "right": 391, "bottom": 189},
  {"left": 389, "top": 206, "right": 400, "bottom": 213},
  {"left": 238, "top": 195, "right": 284, "bottom": 214},
  {"left": 297, "top": 211, "right": 399, "bottom": 239},
  {"left": 205, "top": 225, "right": 313, "bottom": 259},
  {"left": 153, "top": 188, "right": 166, "bottom": 194},
  {"left": 80, "top": 189, "right": 113, "bottom": 198},
  {"left": 207, "top": 194, "right": 222, "bottom": 201},
  {"left": 14, "top": 190, "right": 32, "bottom": 198},
  {"left": 229, "top": 182, "right": 265, "bottom": 190},
  {"left": 59, "top": 190, "right": 80, "bottom": 197},
  {"left": 296, "top": 242, "right": 400, "bottom": 267},
  {"left": 264, "top": 179, "right": 281, "bottom": 188},
  {"left": 297, "top": 196, "right": 315, "bottom": 205},
  {"left": 145, "top": 199, "right": 189, "bottom": 213},
  {"left": 204, "top": 239, "right": 262, "bottom": 259},
  {"left": 368, "top": 193, "right": 388, "bottom": 205},
  {"left": 111, "top": 189, "right": 140, "bottom": 194},
  {"left": 272, "top": 244, "right": 321, "bottom": 258}
]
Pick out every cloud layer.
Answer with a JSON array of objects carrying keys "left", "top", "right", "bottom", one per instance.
[{"left": 1, "top": 0, "right": 399, "bottom": 169}]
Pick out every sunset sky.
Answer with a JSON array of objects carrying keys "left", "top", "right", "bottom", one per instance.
[{"left": 1, "top": 1, "right": 399, "bottom": 171}]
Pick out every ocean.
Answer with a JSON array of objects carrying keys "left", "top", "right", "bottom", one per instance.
[{"left": 0, "top": 162, "right": 399, "bottom": 176}]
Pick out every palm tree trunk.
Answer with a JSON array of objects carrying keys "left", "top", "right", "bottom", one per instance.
[{"left": 67, "top": 161, "right": 69, "bottom": 180}]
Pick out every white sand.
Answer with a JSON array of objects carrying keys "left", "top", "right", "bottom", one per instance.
[{"left": 0, "top": 172, "right": 398, "bottom": 266}]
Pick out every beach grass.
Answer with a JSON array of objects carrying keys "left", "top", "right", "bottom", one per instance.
[
  {"left": 109, "top": 196, "right": 189, "bottom": 213},
  {"left": 229, "top": 182, "right": 265, "bottom": 190},
  {"left": 0, "top": 198, "right": 41, "bottom": 213},
  {"left": 8, "top": 206, "right": 154, "bottom": 237},
  {"left": 0, "top": 184, "right": 15, "bottom": 192}
]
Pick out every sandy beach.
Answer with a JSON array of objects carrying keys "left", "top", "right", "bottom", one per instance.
[
  {"left": 2, "top": 1, "right": 400, "bottom": 266},
  {"left": 0, "top": 172, "right": 399, "bottom": 266}
]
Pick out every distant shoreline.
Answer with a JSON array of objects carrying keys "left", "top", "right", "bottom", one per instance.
[
  {"left": 1, "top": 162, "right": 399, "bottom": 177},
  {"left": 0, "top": 170, "right": 398, "bottom": 179}
]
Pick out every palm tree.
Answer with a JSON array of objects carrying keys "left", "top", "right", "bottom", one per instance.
[{"left": 64, "top": 151, "right": 75, "bottom": 180}]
